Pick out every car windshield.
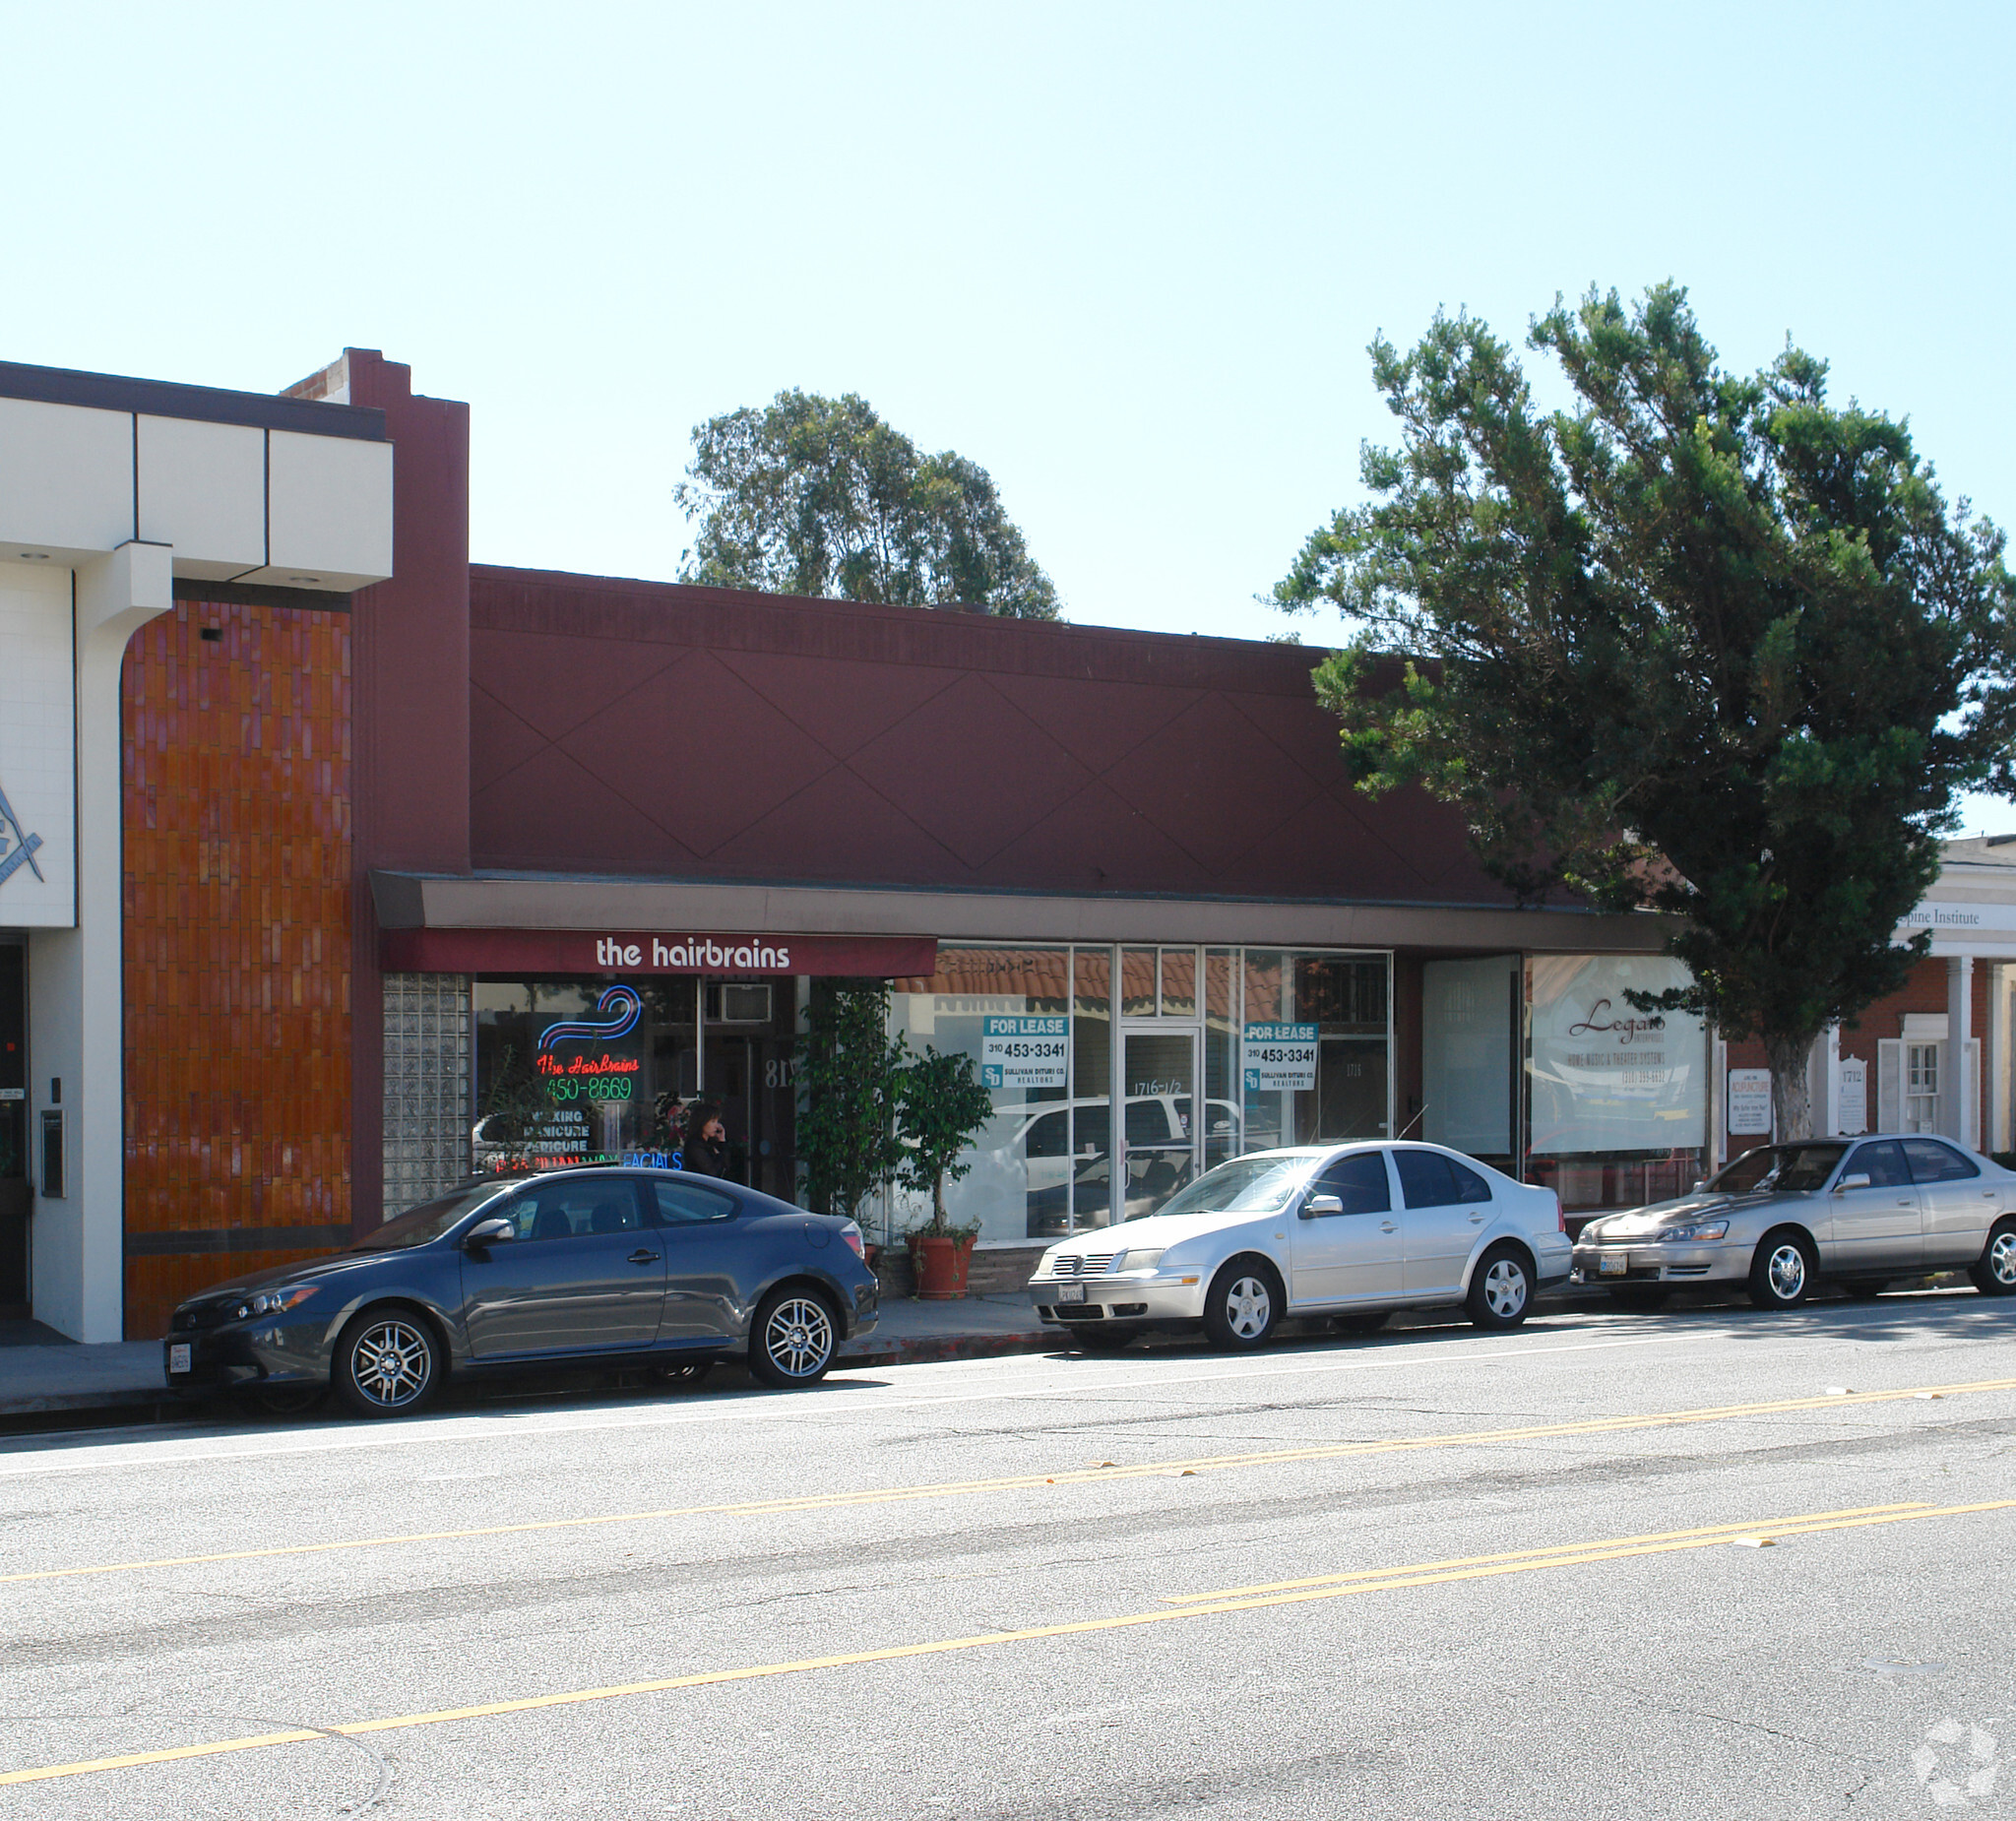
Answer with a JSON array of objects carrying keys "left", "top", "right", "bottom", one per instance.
[
  {"left": 1708, "top": 1143, "right": 1847, "bottom": 1196},
  {"left": 1133, "top": 1155, "right": 1313, "bottom": 1222},
  {"left": 352, "top": 1183, "right": 513, "bottom": 1250}
]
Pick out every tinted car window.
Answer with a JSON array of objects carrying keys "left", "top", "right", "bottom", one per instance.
[
  {"left": 1146, "top": 1155, "right": 1311, "bottom": 1221},
  {"left": 1901, "top": 1137, "right": 1980, "bottom": 1183},
  {"left": 1448, "top": 1159, "right": 1492, "bottom": 1203},
  {"left": 1705, "top": 1143, "right": 1848, "bottom": 1194},
  {"left": 1846, "top": 1140, "right": 1911, "bottom": 1188},
  {"left": 654, "top": 1180, "right": 737, "bottom": 1224},
  {"left": 503, "top": 1179, "right": 646, "bottom": 1240},
  {"left": 1311, "top": 1153, "right": 1390, "bottom": 1215},
  {"left": 1394, "top": 1150, "right": 1459, "bottom": 1210},
  {"left": 356, "top": 1183, "right": 513, "bottom": 1249},
  {"left": 1711, "top": 1147, "right": 1780, "bottom": 1193}
]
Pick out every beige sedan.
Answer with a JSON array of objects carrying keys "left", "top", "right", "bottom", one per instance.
[{"left": 1571, "top": 1134, "right": 2016, "bottom": 1310}]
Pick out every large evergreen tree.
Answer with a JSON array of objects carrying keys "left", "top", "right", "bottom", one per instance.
[
  {"left": 1275, "top": 283, "right": 2016, "bottom": 1138},
  {"left": 675, "top": 389, "right": 1060, "bottom": 618}
]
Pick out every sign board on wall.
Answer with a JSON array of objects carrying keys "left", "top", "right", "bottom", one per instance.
[
  {"left": 0, "top": 566, "right": 76, "bottom": 927},
  {"left": 1243, "top": 1023, "right": 1318, "bottom": 1093},
  {"left": 1837, "top": 1057, "right": 1868, "bottom": 1136},
  {"left": 383, "top": 928, "right": 939, "bottom": 978},
  {"left": 1727, "top": 1068, "right": 1773, "bottom": 1137},
  {"left": 1527, "top": 956, "right": 1708, "bottom": 1155},
  {"left": 980, "top": 1015, "right": 1068, "bottom": 1091}
]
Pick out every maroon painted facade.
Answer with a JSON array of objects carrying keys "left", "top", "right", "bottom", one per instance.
[{"left": 467, "top": 567, "right": 1500, "bottom": 906}]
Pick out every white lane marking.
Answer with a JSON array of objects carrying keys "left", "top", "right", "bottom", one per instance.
[{"left": 0, "top": 1333, "right": 1696, "bottom": 1481}]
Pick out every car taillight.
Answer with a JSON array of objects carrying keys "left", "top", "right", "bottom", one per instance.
[
  {"left": 1554, "top": 1192, "right": 1565, "bottom": 1233},
  {"left": 841, "top": 1222, "right": 865, "bottom": 1259}
]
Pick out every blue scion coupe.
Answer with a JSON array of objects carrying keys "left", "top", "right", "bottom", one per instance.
[{"left": 162, "top": 1167, "right": 879, "bottom": 1416}]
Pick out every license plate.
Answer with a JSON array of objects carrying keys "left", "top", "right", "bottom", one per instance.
[
  {"left": 1598, "top": 1253, "right": 1629, "bottom": 1277},
  {"left": 168, "top": 1343, "right": 192, "bottom": 1373},
  {"left": 1055, "top": 1285, "right": 1087, "bottom": 1303}
]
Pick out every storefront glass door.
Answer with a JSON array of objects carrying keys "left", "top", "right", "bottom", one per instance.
[{"left": 1121, "top": 1029, "right": 1199, "bottom": 1221}]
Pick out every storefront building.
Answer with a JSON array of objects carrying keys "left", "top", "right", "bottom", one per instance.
[{"left": 10, "top": 345, "right": 1991, "bottom": 1340}]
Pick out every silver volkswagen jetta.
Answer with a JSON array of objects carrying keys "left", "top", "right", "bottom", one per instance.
[{"left": 1571, "top": 1134, "right": 2016, "bottom": 1309}]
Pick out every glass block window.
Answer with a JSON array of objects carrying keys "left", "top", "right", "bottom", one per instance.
[{"left": 382, "top": 973, "right": 472, "bottom": 1215}]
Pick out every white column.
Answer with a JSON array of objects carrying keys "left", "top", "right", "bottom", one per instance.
[
  {"left": 1945, "top": 955, "right": 1974, "bottom": 1147},
  {"left": 1822, "top": 1025, "right": 1842, "bottom": 1136},
  {"left": 30, "top": 543, "right": 170, "bottom": 1342},
  {"left": 1987, "top": 963, "right": 2009, "bottom": 1156}
]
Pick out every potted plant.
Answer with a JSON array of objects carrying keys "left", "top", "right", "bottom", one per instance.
[
  {"left": 792, "top": 978, "right": 909, "bottom": 1244},
  {"left": 897, "top": 1045, "right": 996, "bottom": 1298}
]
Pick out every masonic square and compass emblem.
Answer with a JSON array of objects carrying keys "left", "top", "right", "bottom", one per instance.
[{"left": 0, "top": 781, "right": 44, "bottom": 891}]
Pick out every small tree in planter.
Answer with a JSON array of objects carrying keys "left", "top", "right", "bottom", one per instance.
[
  {"left": 897, "top": 1046, "right": 996, "bottom": 1298},
  {"left": 792, "top": 979, "right": 909, "bottom": 1242}
]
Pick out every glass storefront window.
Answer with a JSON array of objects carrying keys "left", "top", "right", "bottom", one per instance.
[
  {"left": 1421, "top": 955, "right": 1518, "bottom": 1168},
  {"left": 1525, "top": 955, "right": 1708, "bottom": 1215},
  {"left": 890, "top": 946, "right": 1072, "bottom": 1247},
  {"left": 1121, "top": 947, "right": 1158, "bottom": 1019},
  {"left": 474, "top": 979, "right": 696, "bottom": 1173},
  {"left": 885, "top": 943, "right": 1393, "bottom": 1245},
  {"left": 1071, "top": 948, "right": 1114, "bottom": 1236},
  {"left": 1203, "top": 949, "right": 1239, "bottom": 1170},
  {"left": 1241, "top": 950, "right": 1287, "bottom": 1154}
]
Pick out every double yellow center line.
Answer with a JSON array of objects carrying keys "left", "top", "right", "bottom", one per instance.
[
  {"left": 7, "top": 1375, "right": 2010, "bottom": 1589},
  {"left": 5, "top": 1495, "right": 2012, "bottom": 1788}
]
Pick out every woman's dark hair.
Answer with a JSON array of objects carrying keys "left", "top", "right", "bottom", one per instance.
[{"left": 683, "top": 1099, "right": 722, "bottom": 1141}]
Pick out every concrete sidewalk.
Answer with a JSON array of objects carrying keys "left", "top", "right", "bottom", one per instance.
[{"left": 0, "top": 1292, "right": 1061, "bottom": 1428}]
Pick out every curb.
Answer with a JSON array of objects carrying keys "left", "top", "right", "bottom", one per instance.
[{"left": 837, "top": 1332, "right": 1056, "bottom": 1369}]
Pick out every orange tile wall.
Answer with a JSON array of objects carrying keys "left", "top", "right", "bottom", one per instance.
[{"left": 122, "top": 600, "right": 352, "bottom": 1340}]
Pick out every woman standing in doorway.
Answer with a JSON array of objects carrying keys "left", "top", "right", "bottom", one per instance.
[{"left": 682, "top": 1101, "right": 731, "bottom": 1178}]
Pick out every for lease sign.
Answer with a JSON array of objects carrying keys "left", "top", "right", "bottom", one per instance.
[
  {"left": 980, "top": 1015, "right": 1068, "bottom": 1090},
  {"left": 1243, "top": 1022, "right": 1318, "bottom": 1093}
]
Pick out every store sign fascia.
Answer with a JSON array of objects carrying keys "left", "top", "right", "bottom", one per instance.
[{"left": 381, "top": 926, "right": 939, "bottom": 977}]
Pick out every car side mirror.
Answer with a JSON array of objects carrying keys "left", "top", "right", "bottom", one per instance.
[
  {"left": 1302, "top": 1194, "right": 1344, "bottom": 1220},
  {"left": 1689, "top": 1180, "right": 1705, "bottom": 1194},
  {"left": 464, "top": 1217, "right": 516, "bottom": 1247},
  {"left": 1835, "top": 1173, "right": 1870, "bottom": 1193}
]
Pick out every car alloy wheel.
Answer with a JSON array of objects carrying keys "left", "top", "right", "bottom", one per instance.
[
  {"left": 1224, "top": 1276, "right": 1272, "bottom": 1339},
  {"left": 336, "top": 1312, "right": 439, "bottom": 1417},
  {"left": 1203, "top": 1259, "right": 1282, "bottom": 1350},
  {"left": 750, "top": 1288, "right": 838, "bottom": 1388},
  {"left": 1748, "top": 1230, "right": 1813, "bottom": 1310},
  {"left": 1467, "top": 1245, "right": 1532, "bottom": 1330},
  {"left": 1971, "top": 1223, "right": 2016, "bottom": 1297}
]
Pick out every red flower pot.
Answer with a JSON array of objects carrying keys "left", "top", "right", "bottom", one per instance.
[{"left": 909, "top": 1233, "right": 975, "bottom": 1299}]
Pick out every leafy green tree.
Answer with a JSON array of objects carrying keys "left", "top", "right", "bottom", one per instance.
[
  {"left": 896, "top": 1047, "right": 996, "bottom": 1235},
  {"left": 793, "top": 979, "right": 909, "bottom": 1225},
  {"left": 674, "top": 389, "right": 1060, "bottom": 619},
  {"left": 1274, "top": 283, "right": 2016, "bottom": 1139}
]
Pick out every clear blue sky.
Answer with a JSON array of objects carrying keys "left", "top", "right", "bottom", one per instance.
[{"left": 6, "top": 1, "right": 2011, "bottom": 829}]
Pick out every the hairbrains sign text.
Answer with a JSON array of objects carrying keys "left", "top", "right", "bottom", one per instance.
[
  {"left": 981, "top": 1016, "right": 1068, "bottom": 1090},
  {"left": 1243, "top": 1022, "right": 1318, "bottom": 1093}
]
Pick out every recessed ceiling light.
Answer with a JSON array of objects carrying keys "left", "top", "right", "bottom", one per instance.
[
  {"left": 288, "top": 575, "right": 322, "bottom": 585},
  {"left": 18, "top": 552, "right": 49, "bottom": 561}
]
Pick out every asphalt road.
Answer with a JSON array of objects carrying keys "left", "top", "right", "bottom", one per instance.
[{"left": 2, "top": 1290, "right": 2014, "bottom": 1820}]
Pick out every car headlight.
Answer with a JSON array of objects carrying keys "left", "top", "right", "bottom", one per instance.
[
  {"left": 1112, "top": 1248, "right": 1166, "bottom": 1274},
  {"left": 1577, "top": 1221, "right": 1604, "bottom": 1242},
  {"left": 1657, "top": 1221, "right": 1729, "bottom": 1243},
  {"left": 231, "top": 1286, "right": 318, "bottom": 1321}
]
